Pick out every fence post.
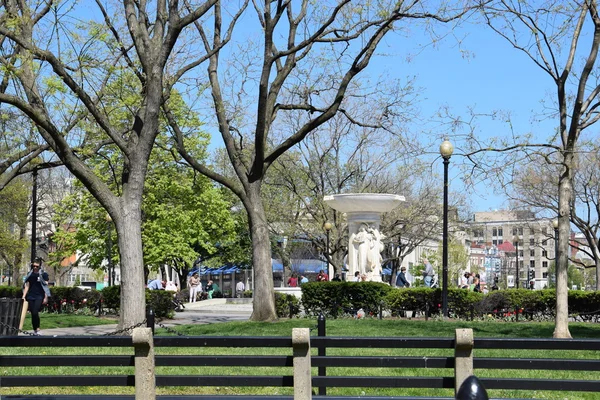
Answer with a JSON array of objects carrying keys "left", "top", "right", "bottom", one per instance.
[
  {"left": 317, "top": 313, "right": 326, "bottom": 396},
  {"left": 292, "top": 328, "right": 312, "bottom": 400},
  {"left": 146, "top": 308, "right": 155, "bottom": 335},
  {"left": 455, "top": 328, "right": 474, "bottom": 396},
  {"left": 132, "top": 327, "right": 156, "bottom": 400}
]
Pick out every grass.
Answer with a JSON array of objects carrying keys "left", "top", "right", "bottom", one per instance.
[
  {"left": 3, "top": 316, "right": 600, "bottom": 399},
  {"left": 20, "top": 312, "right": 118, "bottom": 331}
]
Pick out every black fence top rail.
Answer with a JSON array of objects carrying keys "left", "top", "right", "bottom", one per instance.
[
  {"left": 153, "top": 336, "right": 292, "bottom": 347},
  {"left": 474, "top": 337, "right": 600, "bottom": 350},
  {"left": 0, "top": 336, "right": 132, "bottom": 347},
  {"left": 310, "top": 337, "right": 455, "bottom": 348}
]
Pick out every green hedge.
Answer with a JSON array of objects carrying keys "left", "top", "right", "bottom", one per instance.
[
  {"left": 0, "top": 285, "right": 174, "bottom": 319},
  {"left": 301, "top": 281, "right": 392, "bottom": 317},
  {"left": 300, "top": 284, "right": 600, "bottom": 321}
]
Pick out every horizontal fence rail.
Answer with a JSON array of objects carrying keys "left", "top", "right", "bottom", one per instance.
[{"left": 1, "top": 326, "right": 600, "bottom": 400}]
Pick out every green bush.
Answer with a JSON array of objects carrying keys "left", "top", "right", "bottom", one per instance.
[
  {"left": 146, "top": 289, "right": 175, "bottom": 319},
  {"left": 275, "top": 292, "right": 300, "bottom": 318},
  {"left": 301, "top": 281, "right": 391, "bottom": 317},
  {"left": 100, "top": 285, "right": 121, "bottom": 311}
]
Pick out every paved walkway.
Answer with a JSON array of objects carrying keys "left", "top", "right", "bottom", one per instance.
[{"left": 30, "top": 298, "right": 253, "bottom": 336}]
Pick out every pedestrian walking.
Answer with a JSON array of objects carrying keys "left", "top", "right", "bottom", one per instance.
[{"left": 21, "top": 262, "right": 51, "bottom": 335}]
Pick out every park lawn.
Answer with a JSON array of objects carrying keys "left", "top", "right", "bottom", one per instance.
[
  {"left": 2, "top": 318, "right": 600, "bottom": 399},
  {"left": 21, "top": 312, "right": 118, "bottom": 330}
]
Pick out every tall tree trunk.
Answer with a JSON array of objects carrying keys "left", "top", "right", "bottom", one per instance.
[
  {"left": 246, "top": 183, "right": 277, "bottom": 321},
  {"left": 115, "top": 199, "right": 146, "bottom": 328},
  {"left": 554, "top": 154, "right": 573, "bottom": 338}
]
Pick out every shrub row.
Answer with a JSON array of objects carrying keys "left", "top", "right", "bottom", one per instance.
[
  {"left": 0, "top": 285, "right": 176, "bottom": 319},
  {"left": 298, "top": 282, "right": 600, "bottom": 321}
]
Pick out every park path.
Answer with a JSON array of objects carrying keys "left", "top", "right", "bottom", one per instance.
[{"left": 29, "top": 298, "right": 253, "bottom": 336}]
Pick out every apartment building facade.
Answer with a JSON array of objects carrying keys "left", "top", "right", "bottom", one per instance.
[{"left": 465, "top": 210, "right": 557, "bottom": 289}]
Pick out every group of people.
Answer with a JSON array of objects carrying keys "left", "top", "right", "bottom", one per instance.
[
  {"left": 287, "top": 273, "right": 309, "bottom": 287},
  {"left": 460, "top": 272, "right": 487, "bottom": 293},
  {"left": 185, "top": 273, "right": 221, "bottom": 302},
  {"left": 147, "top": 273, "right": 223, "bottom": 302}
]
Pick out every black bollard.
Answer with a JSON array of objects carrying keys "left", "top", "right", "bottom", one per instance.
[
  {"left": 318, "top": 313, "right": 326, "bottom": 396},
  {"left": 288, "top": 299, "right": 294, "bottom": 318},
  {"left": 146, "top": 308, "right": 155, "bottom": 335},
  {"left": 456, "top": 375, "right": 489, "bottom": 400}
]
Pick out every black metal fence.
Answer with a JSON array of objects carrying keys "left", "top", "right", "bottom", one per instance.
[{"left": 1, "top": 315, "right": 599, "bottom": 399}]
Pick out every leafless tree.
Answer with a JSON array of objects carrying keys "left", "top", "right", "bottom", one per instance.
[
  {"left": 467, "top": 0, "right": 600, "bottom": 338},
  {"left": 169, "top": 0, "right": 473, "bottom": 321}
]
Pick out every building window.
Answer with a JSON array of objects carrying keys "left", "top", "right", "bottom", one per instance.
[
  {"left": 512, "top": 227, "right": 517, "bottom": 235},
  {"left": 542, "top": 239, "right": 548, "bottom": 245},
  {"left": 530, "top": 260, "right": 535, "bottom": 269},
  {"left": 542, "top": 250, "right": 548, "bottom": 257},
  {"left": 542, "top": 261, "right": 548, "bottom": 269},
  {"left": 492, "top": 240, "right": 497, "bottom": 246},
  {"left": 519, "top": 250, "right": 523, "bottom": 257},
  {"left": 519, "top": 227, "right": 524, "bottom": 235},
  {"left": 498, "top": 228, "right": 503, "bottom": 236},
  {"left": 493, "top": 228, "right": 497, "bottom": 236},
  {"left": 530, "top": 249, "right": 535, "bottom": 257},
  {"left": 543, "top": 272, "right": 548, "bottom": 278},
  {"left": 498, "top": 239, "right": 503, "bottom": 245},
  {"left": 530, "top": 238, "right": 535, "bottom": 245}
]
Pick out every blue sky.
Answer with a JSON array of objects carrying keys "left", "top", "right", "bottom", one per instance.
[
  {"left": 375, "top": 21, "right": 559, "bottom": 213},
  {"left": 204, "top": 13, "right": 562, "bottom": 215}
]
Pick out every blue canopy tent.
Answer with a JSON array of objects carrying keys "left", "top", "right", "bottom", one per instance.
[{"left": 272, "top": 259, "right": 327, "bottom": 275}]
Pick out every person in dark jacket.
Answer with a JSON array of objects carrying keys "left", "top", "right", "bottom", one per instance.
[
  {"left": 21, "top": 262, "right": 50, "bottom": 335},
  {"left": 396, "top": 267, "right": 410, "bottom": 288}
]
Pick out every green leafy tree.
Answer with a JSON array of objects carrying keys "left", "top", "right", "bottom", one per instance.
[
  {"left": 0, "top": 178, "right": 29, "bottom": 284},
  {"left": 0, "top": 0, "right": 217, "bottom": 329},
  {"left": 52, "top": 139, "right": 240, "bottom": 289}
]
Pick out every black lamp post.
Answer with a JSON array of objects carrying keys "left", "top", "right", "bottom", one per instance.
[
  {"left": 106, "top": 214, "right": 114, "bottom": 286},
  {"left": 552, "top": 218, "right": 559, "bottom": 287},
  {"left": 30, "top": 168, "right": 38, "bottom": 264},
  {"left": 324, "top": 221, "right": 332, "bottom": 279},
  {"left": 513, "top": 235, "right": 519, "bottom": 289},
  {"left": 440, "top": 139, "right": 453, "bottom": 318}
]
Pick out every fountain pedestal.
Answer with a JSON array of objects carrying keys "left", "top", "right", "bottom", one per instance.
[{"left": 324, "top": 194, "right": 405, "bottom": 282}]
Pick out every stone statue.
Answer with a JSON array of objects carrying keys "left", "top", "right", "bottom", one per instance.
[
  {"left": 367, "top": 227, "right": 385, "bottom": 278},
  {"left": 352, "top": 224, "right": 371, "bottom": 275}
]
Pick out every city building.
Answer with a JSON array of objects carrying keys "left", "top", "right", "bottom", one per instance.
[{"left": 465, "top": 210, "right": 557, "bottom": 289}]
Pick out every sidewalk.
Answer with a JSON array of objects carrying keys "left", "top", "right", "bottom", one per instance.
[{"left": 30, "top": 298, "right": 253, "bottom": 336}]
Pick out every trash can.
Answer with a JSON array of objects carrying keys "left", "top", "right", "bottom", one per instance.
[{"left": 0, "top": 298, "right": 24, "bottom": 335}]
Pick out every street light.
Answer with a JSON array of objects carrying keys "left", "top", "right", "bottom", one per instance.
[
  {"left": 30, "top": 168, "right": 38, "bottom": 264},
  {"left": 106, "top": 214, "right": 114, "bottom": 286},
  {"left": 552, "top": 218, "right": 559, "bottom": 286},
  {"left": 513, "top": 235, "right": 519, "bottom": 289},
  {"left": 440, "top": 139, "right": 453, "bottom": 318},
  {"left": 324, "top": 221, "right": 332, "bottom": 279}
]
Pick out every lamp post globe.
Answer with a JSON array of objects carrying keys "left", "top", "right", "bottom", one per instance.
[
  {"left": 439, "top": 139, "right": 453, "bottom": 318},
  {"left": 440, "top": 140, "right": 454, "bottom": 159}
]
